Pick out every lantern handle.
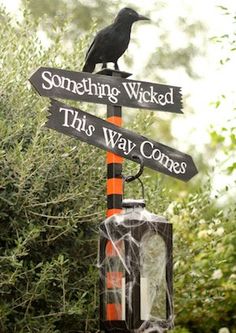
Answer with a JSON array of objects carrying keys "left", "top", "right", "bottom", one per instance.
[
  {"left": 124, "top": 154, "right": 144, "bottom": 183},
  {"left": 123, "top": 154, "right": 145, "bottom": 199}
]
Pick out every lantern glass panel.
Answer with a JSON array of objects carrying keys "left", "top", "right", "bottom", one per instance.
[
  {"left": 140, "top": 232, "right": 167, "bottom": 321},
  {"left": 103, "top": 240, "right": 126, "bottom": 321}
]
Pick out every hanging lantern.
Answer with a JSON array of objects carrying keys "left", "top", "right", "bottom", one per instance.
[{"left": 99, "top": 199, "right": 173, "bottom": 332}]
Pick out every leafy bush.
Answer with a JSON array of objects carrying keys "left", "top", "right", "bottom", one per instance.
[
  {"left": 172, "top": 327, "right": 191, "bottom": 333},
  {"left": 0, "top": 6, "right": 105, "bottom": 332},
  {"left": 168, "top": 189, "right": 236, "bottom": 332}
]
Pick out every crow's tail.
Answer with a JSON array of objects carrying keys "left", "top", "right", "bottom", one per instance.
[{"left": 82, "top": 61, "right": 95, "bottom": 73}]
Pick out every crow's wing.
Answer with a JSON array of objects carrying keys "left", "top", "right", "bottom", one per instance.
[{"left": 85, "top": 24, "right": 114, "bottom": 63}]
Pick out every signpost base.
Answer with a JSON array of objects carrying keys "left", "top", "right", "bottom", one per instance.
[{"left": 96, "top": 68, "right": 132, "bottom": 79}]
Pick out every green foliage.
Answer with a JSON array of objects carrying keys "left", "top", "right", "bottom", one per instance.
[
  {"left": 167, "top": 188, "right": 236, "bottom": 332},
  {"left": 0, "top": 6, "right": 105, "bottom": 332},
  {"left": 21, "top": 0, "right": 121, "bottom": 41},
  {"left": 210, "top": 5, "right": 236, "bottom": 175},
  {"left": 172, "top": 327, "right": 191, "bottom": 333}
]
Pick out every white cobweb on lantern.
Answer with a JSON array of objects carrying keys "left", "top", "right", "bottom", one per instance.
[{"left": 98, "top": 198, "right": 174, "bottom": 333}]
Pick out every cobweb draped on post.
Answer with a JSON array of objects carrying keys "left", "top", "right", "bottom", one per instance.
[{"left": 99, "top": 199, "right": 173, "bottom": 333}]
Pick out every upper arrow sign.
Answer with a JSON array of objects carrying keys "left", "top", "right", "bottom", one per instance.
[
  {"left": 29, "top": 67, "right": 183, "bottom": 114},
  {"left": 46, "top": 99, "right": 197, "bottom": 181}
]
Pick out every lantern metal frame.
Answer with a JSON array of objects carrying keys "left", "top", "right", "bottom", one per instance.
[{"left": 99, "top": 216, "right": 173, "bottom": 332}]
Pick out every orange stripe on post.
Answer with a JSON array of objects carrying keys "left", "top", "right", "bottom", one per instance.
[
  {"left": 107, "top": 178, "right": 123, "bottom": 195},
  {"left": 105, "top": 240, "right": 123, "bottom": 256},
  {"left": 106, "top": 152, "right": 124, "bottom": 164},
  {"left": 106, "top": 208, "right": 123, "bottom": 217},
  {"left": 106, "top": 303, "right": 122, "bottom": 321},
  {"left": 107, "top": 116, "right": 122, "bottom": 126},
  {"left": 106, "top": 272, "right": 123, "bottom": 289}
]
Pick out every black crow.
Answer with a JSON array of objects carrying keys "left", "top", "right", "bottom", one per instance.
[{"left": 82, "top": 7, "right": 149, "bottom": 73}]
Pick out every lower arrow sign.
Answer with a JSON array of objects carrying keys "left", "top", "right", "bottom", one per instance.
[{"left": 46, "top": 99, "right": 198, "bottom": 181}]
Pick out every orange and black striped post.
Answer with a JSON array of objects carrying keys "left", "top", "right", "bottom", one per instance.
[
  {"left": 105, "top": 69, "right": 131, "bottom": 217},
  {"left": 106, "top": 71, "right": 124, "bottom": 322},
  {"left": 106, "top": 101, "right": 123, "bottom": 218},
  {"left": 103, "top": 69, "right": 131, "bottom": 323}
]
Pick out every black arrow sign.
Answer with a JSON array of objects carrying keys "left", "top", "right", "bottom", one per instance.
[
  {"left": 29, "top": 67, "right": 183, "bottom": 114},
  {"left": 46, "top": 99, "right": 197, "bottom": 181}
]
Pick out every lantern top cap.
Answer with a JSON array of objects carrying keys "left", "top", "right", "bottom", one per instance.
[{"left": 122, "top": 199, "right": 146, "bottom": 209}]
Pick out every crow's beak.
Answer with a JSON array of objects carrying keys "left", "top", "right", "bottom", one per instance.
[{"left": 137, "top": 14, "right": 150, "bottom": 21}]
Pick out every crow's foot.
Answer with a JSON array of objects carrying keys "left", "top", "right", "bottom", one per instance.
[{"left": 114, "top": 62, "right": 120, "bottom": 70}]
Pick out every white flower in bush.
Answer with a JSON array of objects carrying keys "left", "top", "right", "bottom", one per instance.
[
  {"left": 198, "top": 230, "right": 208, "bottom": 239},
  {"left": 199, "top": 219, "right": 206, "bottom": 224},
  {"left": 166, "top": 202, "right": 176, "bottom": 215},
  {"left": 215, "top": 227, "right": 224, "bottom": 236},
  {"left": 218, "top": 327, "right": 230, "bottom": 333},
  {"left": 212, "top": 269, "right": 223, "bottom": 280}
]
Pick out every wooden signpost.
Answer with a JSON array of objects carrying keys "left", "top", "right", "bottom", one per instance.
[
  {"left": 29, "top": 67, "right": 183, "bottom": 114},
  {"left": 46, "top": 98, "right": 197, "bottom": 182},
  {"left": 29, "top": 65, "right": 199, "bottom": 214},
  {"left": 29, "top": 66, "right": 198, "bottom": 207}
]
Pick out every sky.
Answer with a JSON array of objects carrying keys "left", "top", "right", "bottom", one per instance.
[{"left": 1, "top": 0, "right": 236, "bottom": 204}]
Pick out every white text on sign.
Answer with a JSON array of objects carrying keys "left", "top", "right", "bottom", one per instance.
[
  {"left": 59, "top": 107, "right": 187, "bottom": 175},
  {"left": 42, "top": 70, "right": 174, "bottom": 106}
]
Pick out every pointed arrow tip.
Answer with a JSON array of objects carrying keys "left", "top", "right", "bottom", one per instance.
[{"left": 28, "top": 67, "right": 44, "bottom": 96}]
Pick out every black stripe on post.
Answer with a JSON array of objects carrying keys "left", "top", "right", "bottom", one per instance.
[
  {"left": 107, "top": 104, "right": 122, "bottom": 118},
  {"left": 107, "top": 164, "right": 123, "bottom": 179},
  {"left": 107, "top": 194, "right": 123, "bottom": 210}
]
